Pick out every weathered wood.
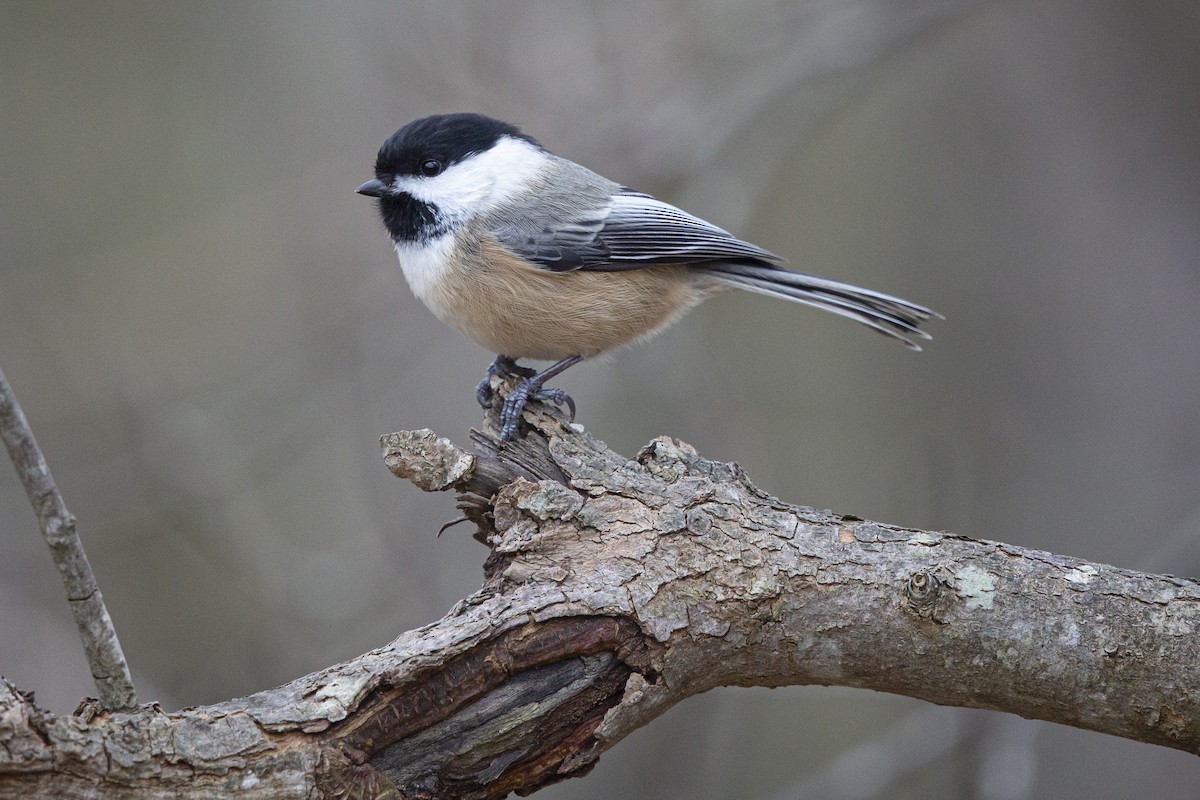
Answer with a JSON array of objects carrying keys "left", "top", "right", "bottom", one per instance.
[{"left": 2, "top": 390, "right": 1198, "bottom": 798}]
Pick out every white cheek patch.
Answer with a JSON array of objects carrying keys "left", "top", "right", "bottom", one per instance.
[
  {"left": 392, "top": 234, "right": 454, "bottom": 305},
  {"left": 394, "top": 136, "right": 547, "bottom": 219}
]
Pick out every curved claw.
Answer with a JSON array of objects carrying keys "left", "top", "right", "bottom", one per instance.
[
  {"left": 476, "top": 377, "right": 496, "bottom": 409},
  {"left": 477, "top": 356, "right": 538, "bottom": 409},
  {"left": 534, "top": 388, "right": 576, "bottom": 423}
]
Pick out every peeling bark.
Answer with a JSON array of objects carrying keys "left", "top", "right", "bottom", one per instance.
[{"left": 2, "top": 394, "right": 1198, "bottom": 798}]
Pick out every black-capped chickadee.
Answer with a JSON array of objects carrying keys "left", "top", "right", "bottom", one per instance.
[{"left": 358, "top": 113, "right": 936, "bottom": 441}]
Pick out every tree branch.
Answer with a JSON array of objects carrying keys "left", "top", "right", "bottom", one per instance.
[
  {"left": 1, "top": 392, "right": 1197, "bottom": 798},
  {"left": 0, "top": 367, "right": 137, "bottom": 711}
]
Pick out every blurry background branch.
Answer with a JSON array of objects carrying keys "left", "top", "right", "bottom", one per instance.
[
  {"left": 2, "top": 404, "right": 1198, "bottom": 799},
  {"left": 0, "top": 368, "right": 137, "bottom": 711}
]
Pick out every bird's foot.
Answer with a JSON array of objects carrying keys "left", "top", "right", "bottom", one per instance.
[
  {"left": 499, "top": 385, "right": 575, "bottom": 441},
  {"left": 476, "top": 355, "right": 536, "bottom": 409},
  {"left": 496, "top": 356, "right": 582, "bottom": 441}
]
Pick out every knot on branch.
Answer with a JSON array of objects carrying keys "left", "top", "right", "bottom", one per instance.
[{"left": 903, "top": 569, "right": 941, "bottom": 617}]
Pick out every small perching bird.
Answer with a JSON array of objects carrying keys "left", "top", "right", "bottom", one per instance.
[{"left": 358, "top": 113, "right": 936, "bottom": 440}]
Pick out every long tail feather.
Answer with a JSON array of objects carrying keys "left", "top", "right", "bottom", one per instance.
[{"left": 698, "top": 262, "right": 938, "bottom": 350}]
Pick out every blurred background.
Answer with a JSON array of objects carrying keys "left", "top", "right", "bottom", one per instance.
[{"left": 2, "top": 0, "right": 1199, "bottom": 797}]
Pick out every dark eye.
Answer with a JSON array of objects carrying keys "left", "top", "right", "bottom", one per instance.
[{"left": 419, "top": 159, "right": 443, "bottom": 177}]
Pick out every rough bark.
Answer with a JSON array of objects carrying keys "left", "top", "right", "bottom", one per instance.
[{"left": 2, "top": 393, "right": 1198, "bottom": 798}]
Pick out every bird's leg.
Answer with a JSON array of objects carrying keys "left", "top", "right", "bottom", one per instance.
[
  {"left": 476, "top": 355, "right": 535, "bottom": 409},
  {"left": 498, "top": 355, "right": 582, "bottom": 441}
]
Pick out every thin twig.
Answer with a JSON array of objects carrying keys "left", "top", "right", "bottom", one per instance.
[{"left": 0, "top": 367, "right": 137, "bottom": 710}]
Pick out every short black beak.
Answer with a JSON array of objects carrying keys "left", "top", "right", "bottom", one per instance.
[{"left": 356, "top": 178, "right": 387, "bottom": 197}]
